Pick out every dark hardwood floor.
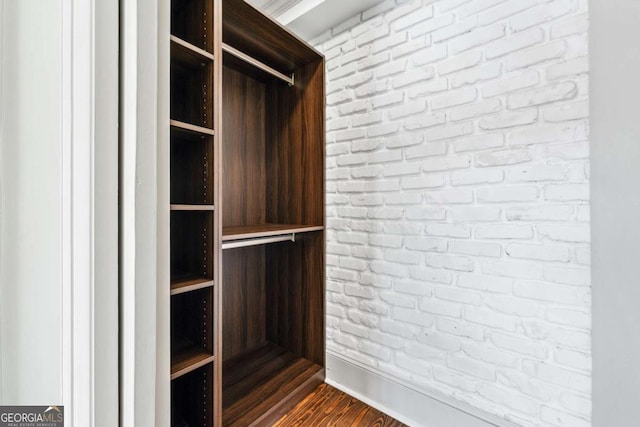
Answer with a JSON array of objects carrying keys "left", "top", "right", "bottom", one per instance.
[{"left": 274, "top": 383, "right": 407, "bottom": 427}]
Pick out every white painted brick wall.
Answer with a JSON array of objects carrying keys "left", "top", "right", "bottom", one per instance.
[{"left": 312, "top": 0, "right": 589, "bottom": 425}]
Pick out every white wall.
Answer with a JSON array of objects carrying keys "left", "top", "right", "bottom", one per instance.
[
  {"left": 0, "top": 0, "right": 63, "bottom": 404},
  {"left": 590, "top": 1, "right": 640, "bottom": 426},
  {"left": 311, "top": 0, "right": 590, "bottom": 425}
]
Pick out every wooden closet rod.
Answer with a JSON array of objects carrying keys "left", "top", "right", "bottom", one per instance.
[
  {"left": 222, "top": 43, "right": 295, "bottom": 86},
  {"left": 221, "top": 233, "right": 296, "bottom": 250}
]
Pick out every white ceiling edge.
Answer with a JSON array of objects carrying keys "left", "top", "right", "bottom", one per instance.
[{"left": 247, "top": 0, "right": 386, "bottom": 41}]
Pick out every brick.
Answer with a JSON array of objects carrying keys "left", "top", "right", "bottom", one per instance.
[
  {"left": 451, "top": 206, "right": 502, "bottom": 222},
  {"left": 475, "top": 149, "right": 532, "bottom": 167},
  {"left": 340, "top": 321, "right": 370, "bottom": 338},
  {"left": 514, "top": 281, "right": 590, "bottom": 305},
  {"left": 457, "top": 273, "right": 513, "bottom": 293},
  {"left": 507, "top": 165, "right": 567, "bottom": 182},
  {"left": 506, "top": 243, "right": 570, "bottom": 262},
  {"left": 544, "top": 266, "right": 590, "bottom": 286},
  {"left": 391, "top": 68, "right": 436, "bottom": 89},
  {"left": 476, "top": 0, "right": 537, "bottom": 26},
  {"left": 451, "top": 62, "right": 502, "bottom": 88},
  {"left": 395, "top": 279, "right": 434, "bottom": 297},
  {"left": 376, "top": 59, "right": 408, "bottom": 78},
  {"left": 392, "top": 5, "right": 434, "bottom": 30},
  {"left": 450, "top": 241, "right": 502, "bottom": 258},
  {"left": 419, "top": 299, "right": 462, "bottom": 318},
  {"left": 479, "top": 109, "right": 538, "bottom": 129},
  {"left": 450, "top": 24, "right": 506, "bottom": 54},
  {"left": 433, "top": 367, "right": 478, "bottom": 392},
  {"left": 367, "top": 123, "right": 401, "bottom": 137},
  {"left": 380, "top": 291, "right": 416, "bottom": 309},
  {"left": 405, "top": 236, "right": 448, "bottom": 252},
  {"left": 362, "top": 0, "right": 396, "bottom": 21},
  {"left": 575, "top": 247, "right": 590, "bottom": 265},
  {"left": 545, "top": 141, "right": 589, "bottom": 160},
  {"left": 437, "top": 0, "right": 474, "bottom": 13},
  {"left": 422, "top": 155, "right": 471, "bottom": 172},
  {"left": 477, "top": 383, "right": 538, "bottom": 416},
  {"left": 485, "top": 295, "right": 541, "bottom": 317},
  {"left": 482, "top": 260, "right": 541, "bottom": 279},
  {"left": 510, "top": 1, "right": 573, "bottom": 33},
  {"left": 545, "top": 183, "right": 589, "bottom": 201},
  {"left": 505, "top": 40, "right": 566, "bottom": 71},
  {"left": 555, "top": 347, "right": 591, "bottom": 372},
  {"left": 371, "top": 32, "right": 409, "bottom": 55},
  {"left": 412, "top": 44, "right": 449, "bottom": 66},
  {"left": 433, "top": 16, "right": 477, "bottom": 43},
  {"left": 522, "top": 360, "right": 590, "bottom": 393},
  {"left": 491, "top": 332, "right": 547, "bottom": 358},
  {"left": 486, "top": 28, "right": 544, "bottom": 59},
  {"left": 404, "top": 341, "right": 445, "bottom": 363},
  {"left": 452, "top": 134, "right": 505, "bottom": 152},
  {"left": 425, "top": 223, "right": 471, "bottom": 238},
  {"left": 359, "top": 340, "right": 392, "bottom": 361},
  {"left": 523, "top": 320, "right": 590, "bottom": 350},
  {"left": 426, "top": 254, "right": 475, "bottom": 272},
  {"left": 551, "top": 13, "right": 589, "bottom": 40},
  {"left": 383, "top": 162, "right": 421, "bottom": 176},
  {"left": 393, "top": 308, "right": 433, "bottom": 327},
  {"left": 438, "top": 51, "right": 483, "bottom": 75},
  {"left": 431, "top": 88, "right": 477, "bottom": 110},
  {"left": 385, "top": 193, "right": 422, "bottom": 205},
  {"left": 464, "top": 343, "right": 519, "bottom": 368},
  {"left": 371, "top": 91, "right": 404, "bottom": 109},
  {"left": 341, "top": 46, "right": 371, "bottom": 66},
  {"left": 392, "top": 37, "right": 431, "bottom": 59},
  {"left": 410, "top": 266, "right": 453, "bottom": 284},
  {"left": 424, "top": 190, "right": 473, "bottom": 205},
  {"left": 395, "top": 353, "right": 434, "bottom": 378},
  {"left": 356, "top": 25, "right": 390, "bottom": 46},
  {"left": 425, "top": 122, "right": 475, "bottom": 141},
  {"left": 506, "top": 205, "right": 573, "bottom": 221},
  {"left": 482, "top": 70, "right": 539, "bottom": 97},
  {"left": 559, "top": 393, "right": 591, "bottom": 418},
  {"left": 464, "top": 307, "right": 518, "bottom": 331},
  {"left": 411, "top": 14, "right": 456, "bottom": 40},
  {"left": 408, "top": 79, "right": 449, "bottom": 98},
  {"left": 437, "top": 318, "right": 484, "bottom": 341},
  {"left": 369, "top": 234, "right": 403, "bottom": 248},
  {"left": 451, "top": 99, "right": 503, "bottom": 121},
  {"left": 476, "top": 186, "right": 538, "bottom": 202},
  {"left": 543, "top": 99, "right": 589, "bottom": 123},
  {"left": 538, "top": 224, "right": 590, "bottom": 243},
  {"left": 388, "top": 101, "right": 427, "bottom": 120},
  {"left": 447, "top": 354, "right": 496, "bottom": 380},
  {"left": 507, "top": 82, "right": 577, "bottom": 109},
  {"left": 402, "top": 175, "right": 447, "bottom": 190},
  {"left": 547, "top": 308, "right": 590, "bottom": 329},
  {"left": 435, "top": 287, "right": 482, "bottom": 305},
  {"left": 403, "top": 112, "right": 447, "bottom": 131}
]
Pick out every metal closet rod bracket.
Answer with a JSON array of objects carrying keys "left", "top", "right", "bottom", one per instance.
[
  {"left": 221, "top": 233, "right": 296, "bottom": 250},
  {"left": 222, "top": 43, "right": 295, "bottom": 86}
]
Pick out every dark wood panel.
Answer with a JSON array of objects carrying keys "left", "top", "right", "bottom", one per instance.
[
  {"left": 222, "top": 0, "right": 321, "bottom": 73},
  {"left": 266, "top": 232, "right": 325, "bottom": 366},
  {"left": 266, "top": 59, "right": 325, "bottom": 226},
  {"left": 221, "top": 246, "right": 266, "bottom": 360},
  {"left": 222, "top": 344, "right": 323, "bottom": 427},
  {"left": 274, "top": 384, "right": 407, "bottom": 427},
  {"left": 221, "top": 66, "right": 266, "bottom": 227}
]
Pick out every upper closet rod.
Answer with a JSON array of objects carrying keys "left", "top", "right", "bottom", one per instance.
[{"left": 222, "top": 43, "right": 295, "bottom": 86}]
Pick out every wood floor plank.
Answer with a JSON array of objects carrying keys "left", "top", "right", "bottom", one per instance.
[{"left": 274, "top": 383, "right": 407, "bottom": 427}]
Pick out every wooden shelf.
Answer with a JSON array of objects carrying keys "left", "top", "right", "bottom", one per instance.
[
  {"left": 171, "top": 276, "right": 214, "bottom": 295},
  {"left": 171, "top": 35, "right": 215, "bottom": 64},
  {"left": 171, "top": 343, "right": 214, "bottom": 380},
  {"left": 222, "top": 224, "right": 323, "bottom": 241},
  {"left": 222, "top": 344, "right": 323, "bottom": 427},
  {"left": 170, "top": 119, "right": 215, "bottom": 136},
  {"left": 170, "top": 204, "right": 215, "bottom": 211}
]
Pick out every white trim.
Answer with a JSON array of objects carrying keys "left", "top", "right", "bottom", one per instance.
[{"left": 326, "top": 353, "right": 519, "bottom": 427}]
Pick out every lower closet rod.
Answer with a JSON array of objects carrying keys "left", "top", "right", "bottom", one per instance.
[{"left": 221, "top": 233, "right": 295, "bottom": 250}]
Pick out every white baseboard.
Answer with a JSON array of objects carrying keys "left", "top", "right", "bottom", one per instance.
[{"left": 326, "top": 352, "right": 520, "bottom": 427}]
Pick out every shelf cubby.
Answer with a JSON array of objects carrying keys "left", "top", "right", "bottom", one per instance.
[
  {"left": 170, "top": 126, "right": 214, "bottom": 206},
  {"left": 170, "top": 210, "right": 214, "bottom": 288},
  {"left": 171, "top": 0, "right": 214, "bottom": 54},
  {"left": 171, "top": 286, "right": 214, "bottom": 379},
  {"left": 171, "top": 362, "right": 214, "bottom": 426}
]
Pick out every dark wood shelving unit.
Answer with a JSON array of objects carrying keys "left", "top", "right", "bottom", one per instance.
[{"left": 167, "top": 0, "right": 324, "bottom": 425}]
